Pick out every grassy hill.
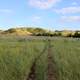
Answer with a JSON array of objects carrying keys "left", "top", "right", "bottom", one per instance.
[
  {"left": 0, "top": 27, "right": 80, "bottom": 37},
  {"left": 2, "top": 27, "right": 49, "bottom": 36}
]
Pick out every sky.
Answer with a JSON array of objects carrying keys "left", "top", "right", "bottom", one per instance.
[{"left": 0, "top": 0, "right": 80, "bottom": 30}]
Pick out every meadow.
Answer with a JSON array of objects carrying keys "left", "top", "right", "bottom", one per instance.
[{"left": 0, "top": 36, "right": 80, "bottom": 80}]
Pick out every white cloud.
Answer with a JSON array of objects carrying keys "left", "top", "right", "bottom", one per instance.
[
  {"left": 0, "top": 9, "right": 13, "bottom": 13},
  {"left": 60, "top": 16, "right": 80, "bottom": 23},
  {"left": 54, "top": 6, "right": 80, "bottom": 14},
  {"left": 29, "top": 0, "right": 61, "bottom": 9},
  {"left": 32, "top": 16, "right": 41, "bottom": 22},
  {"left": 30, "top": 16, "right": 42, "bottom": 24},
  {"left": 72, "top": 2, "right": 78, "bottom": 6}
]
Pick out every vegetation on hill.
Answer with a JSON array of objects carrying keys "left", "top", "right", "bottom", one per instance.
[{"left": 0, "top": 27, "right": 80, "bottom": 37}]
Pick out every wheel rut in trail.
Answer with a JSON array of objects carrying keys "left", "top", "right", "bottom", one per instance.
[
  {"left": 47, "top": 40, "right": 57, "bottom": 80},
  {"left": 26, "top": 42, "right": 48, "bottom": 80},
  {"left": 27, "top": 62, "right": 36, "bottom": 80}
]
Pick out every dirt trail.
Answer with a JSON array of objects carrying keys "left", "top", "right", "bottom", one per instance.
[
  {"left": 26, "top": 42, "right": 48, "bottom": 80},
  {"left": 27, "top": 62, "right": 36, "bottom": 80},
  {"left": 47, "top": 41, "right": 57, "bottom": 80},
  {"left": 26, "top": 40, "right": 57, "bottom": 80}
]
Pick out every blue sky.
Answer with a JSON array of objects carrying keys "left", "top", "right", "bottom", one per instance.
[{"left": 0, "top": 0, "right": 80, "bottom": 30}]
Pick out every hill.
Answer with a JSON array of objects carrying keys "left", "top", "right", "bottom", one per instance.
[
  {"left": 2, "top": 27, "right": 51, "bottom": 36},
  {"left": 0, "top": 27, "right": 80, "bottom": 37}
]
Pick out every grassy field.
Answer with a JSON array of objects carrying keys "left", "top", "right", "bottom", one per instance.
[
  {"left": 51, "top": 39, "right": 80, "bottom": 80},
  {"left": 0, "top": 36, "right": 80, "bottom": 80}
]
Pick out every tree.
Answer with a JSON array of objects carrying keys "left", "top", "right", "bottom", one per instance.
[
  {"left": 73, "top": 31, "right": 80, "bottom": 38},
  {"left": 5, "top": 28, "right": 16, "bottom": 33}
]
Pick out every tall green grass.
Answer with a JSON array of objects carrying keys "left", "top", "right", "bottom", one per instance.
[
  {"left": 52, "top": 39, "right": 80, "bottom": 80},
  {"left": 0, "top": 37, "right": 46, "bottom": 80},
  {"left": 0, "top": 36, "right": 80, "bottom": 80}
]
